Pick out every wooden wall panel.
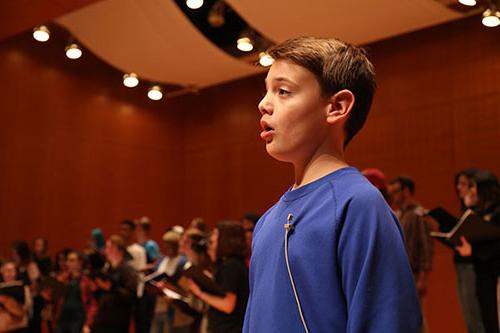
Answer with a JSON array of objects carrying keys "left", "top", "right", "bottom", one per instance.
[{"left": 0, "top": 29, "right": 186, "bottom": 255}]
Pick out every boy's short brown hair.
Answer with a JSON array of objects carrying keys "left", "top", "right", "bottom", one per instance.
[{"left": 267, "top": 37, "right": 376, "bottom": 147}]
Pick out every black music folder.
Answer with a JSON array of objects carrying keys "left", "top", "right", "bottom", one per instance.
[
  {"left": 144, "top": 262, "right": 226, "bottom": 297},
  {"left": 0, "top": 281, "right": 25, "bottom": 304},
  {"left": 144, "top": 270, "right": 187, "bottom": 297},
  {"left": 183, "top": 264, "right": 226, "bottom": 297},
  {"left": 430, "top": 209, "right": 500, "bottom": 247},
  {"left": 426, "top": 207, "right": 458, "bottom": 232},
  {"left": 144, "top": 267, "right": 204, "bottom": 317}
]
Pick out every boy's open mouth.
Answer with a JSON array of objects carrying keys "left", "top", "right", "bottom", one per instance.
[
  {"left": 260, "top": 120, "right": 274, "bottom": 132},
  {"left": 260, "top": 120, "right": 275, "bottom": 141}
]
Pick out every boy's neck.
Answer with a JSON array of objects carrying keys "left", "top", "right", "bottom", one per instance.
[{"left": 293, "top": 151, "right": 348, "bottom": 189}]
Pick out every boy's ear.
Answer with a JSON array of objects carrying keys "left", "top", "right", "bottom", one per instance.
[{"left": 326, "top": 89, "right": 355, "bottom": 124}]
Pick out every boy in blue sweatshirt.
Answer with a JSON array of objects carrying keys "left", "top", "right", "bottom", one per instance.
[{"left": 243, "top": 37, "right": 422, "bottom": 333}]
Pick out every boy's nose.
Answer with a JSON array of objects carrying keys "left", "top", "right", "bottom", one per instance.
[{"left": 258, "top": 94, "right": 273, "bottom": 115}]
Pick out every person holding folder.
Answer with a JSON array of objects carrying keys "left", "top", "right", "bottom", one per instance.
[
  {"left": 455, "top": 169, "right": 500, "bottom": 333},
  {"left": 0, "top": 261, "right": 32, "bottom": 333},
  {"left": 186, "top": 221, "right": 248, "bottom": 333},
  {"left": 452, "top": 168, "right": 485, "bottom": 333}
]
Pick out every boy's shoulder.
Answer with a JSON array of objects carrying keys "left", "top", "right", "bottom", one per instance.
[
  {"left": 326, "top": 169, "right": 393, "bottom": 226},
  {"left": 325, "top": 167, "right": 386, "bottom": 204}
]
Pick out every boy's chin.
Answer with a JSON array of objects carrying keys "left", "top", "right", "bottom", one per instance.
[{"left": 265, "top": 145, "right": 292, "bottom": 163}]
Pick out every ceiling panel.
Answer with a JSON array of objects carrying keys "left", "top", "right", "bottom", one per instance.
[
  {"left": 227, "top": 0, "right": 463, "bottom": 45},
  {"left": 57, "top": 0, "right": 265, "bottom": 88},
  {"left": 53, "top": 0, "right": 466, "bottom": 88}
]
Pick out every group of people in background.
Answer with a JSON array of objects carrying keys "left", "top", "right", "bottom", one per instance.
[
  {"left": 363, "top": 167, "right": 500, "bottom": 333},
  {"left": 0, "top": 167, "right": 499, "bottom": 333},
  {"left": 0, "top": 214, "right": 258, "bottom": 333}
]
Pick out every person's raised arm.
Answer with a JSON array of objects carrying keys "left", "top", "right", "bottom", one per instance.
[{"left": 186, "top": 278, "right": 236, "bottom": 314}]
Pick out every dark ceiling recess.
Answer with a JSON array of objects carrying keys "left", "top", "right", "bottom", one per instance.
[
  {"left": 435, "top": 0, "right": 486, "bottom": 13},
  {"left": 173, "top": 0, "right": 275, "bottom": 63}
]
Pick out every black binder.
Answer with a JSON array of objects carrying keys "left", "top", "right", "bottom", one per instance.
[
  {"left": 182, "top": 264, "right": 226, "bottom": 297},
  {"left": 430, "top": 209, "right": 500, "bottom": 247},
  {"left": 144, "top": 262, "right": 226, "bottom": 298},
  {"left": 426, "top": 207, "right": 458, "bottom": 232},
  {"left": 0, "top": 281, "right": 25, "bottom": 304},
  {"left": 144, "top": 270, "right": 187, "bottom": 297}
]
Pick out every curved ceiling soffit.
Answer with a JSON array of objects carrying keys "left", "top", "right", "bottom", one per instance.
[
  {"left": 226, "top": 0, "right": 465, "bottom": 45},
  {"left": 56, "top": 0, "right": 267, "bottom": 89}
]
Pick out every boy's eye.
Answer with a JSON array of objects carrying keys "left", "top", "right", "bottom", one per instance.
[{"left": 278, "top": 88, "right": 290, "bottom": 96}]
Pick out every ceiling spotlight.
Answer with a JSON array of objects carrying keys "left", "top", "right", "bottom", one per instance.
[
  {"left": 65, "top": 43, "right": 82, "bottom": 59},
  {"left": 259, "top": 52, "right": 274, "bottom": 67},
  {"left": 123, "top": 73, "right": 139, "bottom": 88},
  {"left": 482, "top": 8, "right": 500, "bottom": 27},
  {"left": 458, "top": 0, "right": 476, "bottom": 6},
  {"left": 33, "top": 25, "right": 50, "bottom": 42},
  {"left": 237, "top": 37, "right": 254, "bottom": 52},
  {"left": 148, "top": 85, "right": 163, "bottom": 101},
  {"left": 186, "top": 0, "right": 203, "bottom": 9}
]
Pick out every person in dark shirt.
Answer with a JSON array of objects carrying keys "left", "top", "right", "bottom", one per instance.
[
  {"left": 12, "top": 241, "right": 42, "bottom": 333},
  {"left": 92, "top": 235, "right": 137, "bottom": 333},
  {"left": 32, "top": 238, "right": 52, "bottom": 277},
  {"left": 187, "top": 221, "right": 249, "bottom": 333},
  {"left": 453, "top": 168, "right": 485, "bottom": 333},
  {"left": 55, "top": 251, "right": 96, "bottom": 333},
  {"left": 53, "top": 249, "right": 72, "bottom": 277},
  {"left": 85, "top": 228, "right": 106, "bottom": 277},
  {"left": 455, "top": 169, "right": 500, "bottom": 333}
]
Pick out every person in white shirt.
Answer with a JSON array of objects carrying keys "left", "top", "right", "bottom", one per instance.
[{"left": 150, "top": 231, "right": 187, "bottom": 333}]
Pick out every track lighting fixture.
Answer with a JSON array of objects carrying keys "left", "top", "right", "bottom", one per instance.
[
  {"left": 259, "top": 52, "right": 273, "bottom": 67},
  {"left": 237, "top": 37, "right": 254, "bottom": 52},
  {"left": 458, "top": 0, "right": 477, "bottom": 6},
  {"left": 186, "top": 0, "right": 203, "bottom": 10},
  {"left": 33, "top": 25, "right": 50, "bottom": 42},
  {"left": 65, "top": 43, "right": 82, "bottom": 59},
  {"left": 482, "top": 8, "right": 500, "bottom": 27},
  {"left": 123, "top": 73, "right": 139, "bottom": 88},
  {"left": 148, "top": 85, "right": 163, "bottom": 101}
]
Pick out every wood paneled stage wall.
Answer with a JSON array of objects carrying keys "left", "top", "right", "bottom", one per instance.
[{"left": 1, "top": 15, "right": 499, "bottom": 333}]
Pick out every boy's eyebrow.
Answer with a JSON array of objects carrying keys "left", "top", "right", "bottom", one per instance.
[{"left": 264, "top": 76, "right": 298, "bottom": 87}]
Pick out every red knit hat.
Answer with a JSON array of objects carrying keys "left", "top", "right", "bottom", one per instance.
[{"left": 362, "top": 168, "right": 387, "bottom": 191}]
